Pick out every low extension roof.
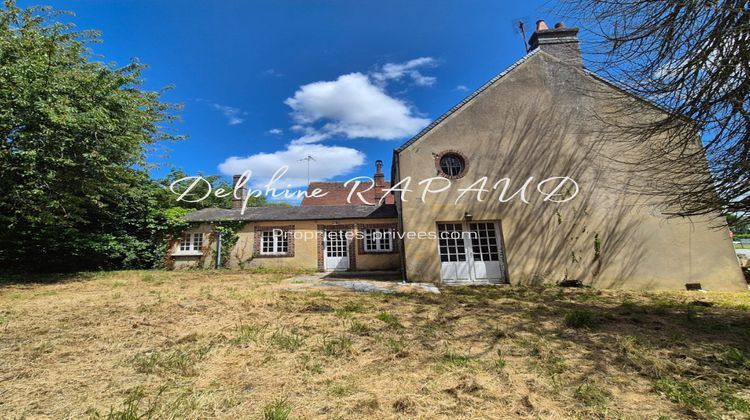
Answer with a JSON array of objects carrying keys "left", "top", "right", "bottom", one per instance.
[{"left": 183, "top": 204, "right": 397, "bottom": 223}]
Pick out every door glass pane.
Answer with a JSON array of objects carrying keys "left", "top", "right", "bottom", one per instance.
[{"left": 468, "top": 222, "right": 500, "bottom": 262}]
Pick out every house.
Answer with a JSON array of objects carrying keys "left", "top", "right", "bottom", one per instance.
[{"left": 172, "top": 21, "right": 746, "bottom": 291}]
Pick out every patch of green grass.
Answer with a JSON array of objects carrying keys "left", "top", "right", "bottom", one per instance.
[
  {"left": 129, "top": 348, "right": 208, "bottom": 377},
  {"left": 654, "top": 378, "right": 712, "bottom": 413},
  {"left": 564, "top": 309, "right": 598, "bottom": 329},
  {"left": 574, "top": 383, "right": 611, "bottom": 408},
  {"left": 329, "top": 382, "right": 357, "bottom": 397},
  {"left": 528, "top": 341, "right": 567, "bottom": 377},
  {"left": 376, "top": 311, "right": 402, "bottom": 329},
  {"left": 262, "top": 398, "right": 291, "bottom": 420},
  {"left": 321, "top": 335, "right": 353, "bottom": 357},
  {"left": 383, "top": 336, "right": 408, "bottom": 357},
  {"left": 348, "top": 319, "right": 371, "bottom": 336},
  {"left": 335, "top": 301, "right": 365, "bottom": 317},
  {"left": 719, "top": 389, "right": 750, "bottom": 414},
  {"left": 0, "top": 312, "right": 10, "bottom": 328},
  {"left": 494, "top": 350, "right": 507, "bottom": 370},
  {"left": 725, "top": 347, "right": 750, "bottom": 369},
  {"left": 87, "top": 386, "right": 163, "bottom": 419},
  {"left": 299, "top": 354, "right": 323, "bottom": 375},
  {"left": 112, "top": 281, "right": 127, "bottom": 288},
  {"left": 268, "top": 328, "right": 304, "bottom": 352},
  {"left": 438, "top": 351, "right": 473, "bottom": 368},
  {"left": 231, "top": 323, "right": 268, "bottom": 345}
]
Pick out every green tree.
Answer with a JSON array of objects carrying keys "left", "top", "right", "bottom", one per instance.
[
  {"left": 0, "top": 2, "right": 180, "bottom": 271},
  {"left": 727, "top": 214, "right": 750, "bottom": 235}
]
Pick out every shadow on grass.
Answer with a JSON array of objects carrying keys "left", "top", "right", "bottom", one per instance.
[
  {"left": 392, "top": 285, "right": 750, "bottom": 417},
  {"left": 0, "top": 271, "right": 108, "bottom": 287}
]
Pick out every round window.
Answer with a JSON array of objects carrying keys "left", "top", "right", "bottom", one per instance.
[{"left": 438, "top": 153, "right": 466, "bottom": 177}]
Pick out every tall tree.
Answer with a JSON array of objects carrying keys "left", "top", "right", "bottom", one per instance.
[
  {"left": 560, "top": 0, "right": 749, "bottom": 220},
  {"left": 0, "top": 2, "right": 181, "bottom": 271}
]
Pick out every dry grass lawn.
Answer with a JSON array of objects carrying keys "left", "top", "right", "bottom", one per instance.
[{"left": 1, "top": 270, "right": 749, "bottom": 419}]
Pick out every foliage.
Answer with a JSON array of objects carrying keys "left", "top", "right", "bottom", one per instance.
[
  {"left": 0, "top": 2, "right": 182, "bottom": 271},
  {"left": 0, "top": 2, "right": 277, "bottom": 272},
  {"left": 262, "top": 398, "right": 291, "bottom": 420},
  {"left": 560, "top": 0, "right": 749, "bottom": 219},
  {"left": 214, "top": 221, "right": 245, "bottom": 268},
  {"left": 727, "top": 214, "right": 750, "bottom": 235}
]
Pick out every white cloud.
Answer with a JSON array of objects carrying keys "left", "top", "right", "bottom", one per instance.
[
  {"left": 267, "top": 128, "right": 283, "bottom": 136},
  {"left": 456, "top": 85, "right": 469, "bottom": 91},
  {"left": 372, "top": 57, "right": 437, "bottom": 86},
  {"left": 211, "top": 103, "right": 246, "bottom": 125},
  {"left": 284, "top": 72, "right": 430, "bottom": 142},
  {"left": 218, "top": 143, "right": 365, "bottom": 188}
]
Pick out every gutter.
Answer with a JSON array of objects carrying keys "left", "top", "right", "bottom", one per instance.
[{"left": 392, "top": 149, "right": 409, "bottom": 283}]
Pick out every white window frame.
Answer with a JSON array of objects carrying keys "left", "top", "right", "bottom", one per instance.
[
  {"left": 363, "top": 228, "right": 393, "bottom": 253},
  {"left": 174, "top": 233, "right": 203, "bottom": 256},
  {"left": 260, "top": 229, "right": 289, "bottom": 255}
]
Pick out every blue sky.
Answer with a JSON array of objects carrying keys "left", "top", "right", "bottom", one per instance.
[{"left": 25, "top": 0, "right": 562, "bottom": 189}]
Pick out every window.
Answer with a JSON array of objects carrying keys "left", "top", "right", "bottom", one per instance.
[
  {"left": 363, "top": 228, "right": 393, "bottom": 252},
  {"left": 261, "top": 229, "right": 288, "bottom": 255},
  {"left": 469, "top": 222, "right": 500, "bottom": 262},
  {"left": 437, "top": 223, "right": 467, "bottom": 262},
  {"left": 178, "top": 233, "right": 203, "bottom": 253},
  {"left": 436, "top": 151, "right": 467, "bottom": 178}
]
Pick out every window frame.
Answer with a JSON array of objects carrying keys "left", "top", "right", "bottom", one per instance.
[
  {"left": 175, "top": 233, "right": 204, "bottom": 256},
  {"left": 260, "top": 229, "right": 289, "bottom": 256},
  {"left": 358, "top": 224, "right": 398, "bottom": 254},
  {"left": 254, "top": 225, "right": 295, "bottom": 258},
  {"left": 434, "top": 150, "right": 469, "bottom": 179}
]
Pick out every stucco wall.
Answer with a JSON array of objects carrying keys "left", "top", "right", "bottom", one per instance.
[
  {"left": 171, "top": 218, "right": 400, "bottom": 272},
  {"left": 396, "top": 52, "right": 745, "bottom": 291}
]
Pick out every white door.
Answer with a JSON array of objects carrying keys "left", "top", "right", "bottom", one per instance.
[
  {"left": 324, "top": 230, "right": 349, "bottom": 271},
  {"left": 467, "top": 222, "right": 504, "bottom": 284},
  {"left": 437, "top": 223, "right": 471, "bottom": 284},
  {"left": 437, "top": 221, "right": 505, "bottom": 284}
]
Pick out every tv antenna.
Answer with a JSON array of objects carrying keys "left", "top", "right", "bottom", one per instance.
[
  {"left": 517, "top": 20, "right": 529, "bottom": 53},
  {"left": 299, "top": 155, "right": 316, "bottom": 185}
]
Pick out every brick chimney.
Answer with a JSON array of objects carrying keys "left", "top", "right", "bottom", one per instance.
[
  {"left": 374, "top": 160, "right": 385, "bottom": 188},
  {"left": 232, "top": 174, "right": 247, "bottom": 209},
  {"left": 528, "top": 20, "right": 581, "bottom": 66}
]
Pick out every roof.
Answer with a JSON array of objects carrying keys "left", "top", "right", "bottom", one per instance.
[
  {"left": 300, "top": 181, "right": 395, "bottom": 206},
  {"left": 395, "top": 49, "right": 540, "bottom": 153},
  {"left": 183, "top": 204, "right": 398, "bottom": 222}
]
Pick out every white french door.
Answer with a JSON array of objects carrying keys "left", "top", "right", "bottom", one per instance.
[
  {"left": 324, "top": 229, "right": 350, "bottom": 271},
  {"left": 437, "top": 221, "right": 505, "bottom": 284}
]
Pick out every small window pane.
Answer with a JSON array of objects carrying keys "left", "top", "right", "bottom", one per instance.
[{"left": 439, "top": 154, "right": 465, "bottom": 176}]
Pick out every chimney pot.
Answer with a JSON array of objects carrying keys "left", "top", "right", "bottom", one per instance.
[{"left": 529, "top": 18, "right": 581, "bottom": 66}]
